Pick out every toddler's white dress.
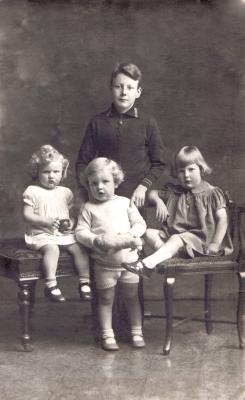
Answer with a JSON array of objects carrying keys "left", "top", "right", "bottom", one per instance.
[{"left": 23, "top": 185, "right": 77, "bottom": 250}]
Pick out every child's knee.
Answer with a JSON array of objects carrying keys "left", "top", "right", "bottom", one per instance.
[
  {"left": 41, "top": 244, "right": 60, "bottom": 257},
  {"left": 98, "top": 287, "right": 114, "bottom": 305},
  {"left": 144, "top": 229, "right": 164, "bottom": 251},
  {"left": 69, "top": 242, "right": 88, "bottom": 258}
]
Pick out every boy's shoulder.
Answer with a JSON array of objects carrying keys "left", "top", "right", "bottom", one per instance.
[{"left": 88, "top": 106, "right": 112, "bottom": 121}]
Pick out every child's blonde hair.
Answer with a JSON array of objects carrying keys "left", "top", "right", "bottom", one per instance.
[
  {"left": 173, "top": 145, "right": 212, "bottom": 176},
  {"left": 81, "top": 157, "right": 124, "bottom": 189},
  {"left": 27, "top": 144, "right": 69, "bottom": 180}
]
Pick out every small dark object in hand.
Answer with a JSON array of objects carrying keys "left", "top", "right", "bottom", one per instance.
[{"left": 59, "top": 219, "right": 71, "bottom": 232}]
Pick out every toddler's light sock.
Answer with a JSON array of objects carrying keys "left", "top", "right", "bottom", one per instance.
[
  {"left": 101, "top": 328, "right": 115, "bottom": 339},
  {"left": 131, "top": 326, "right": 143, "bottom": 337}
]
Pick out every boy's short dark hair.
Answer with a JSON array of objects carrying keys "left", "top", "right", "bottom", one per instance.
[{"left": 110, "top": 63, "right": 142, "bottom": 87}]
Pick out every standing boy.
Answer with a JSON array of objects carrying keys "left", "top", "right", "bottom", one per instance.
[{"left": 76, "top": 62, "right": 167, "bottom": 208}]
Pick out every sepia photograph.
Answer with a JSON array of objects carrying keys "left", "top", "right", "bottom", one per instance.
[{"left": 0, "top": 0, "right": 244, "bottom": 399}]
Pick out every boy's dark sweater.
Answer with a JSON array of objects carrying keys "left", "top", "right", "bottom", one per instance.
[{"left": 76, "top": 104, "right": 166, "bottom": 197}]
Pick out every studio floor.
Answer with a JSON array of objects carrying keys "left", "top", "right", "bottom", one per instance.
[{"left": 0, "top": 274, "right": 244, "bottom": 400}]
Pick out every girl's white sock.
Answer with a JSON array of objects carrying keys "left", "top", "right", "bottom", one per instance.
[{"left": 143, "top": 248, "right": 172, "bottom": 270}]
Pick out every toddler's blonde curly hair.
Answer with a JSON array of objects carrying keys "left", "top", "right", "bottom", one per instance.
[
  {"left": 81, "top": 157, "right": 124, "bottom": 189},
  {"left": 27, "top": 144, "right": 69, "bottom": 180}
]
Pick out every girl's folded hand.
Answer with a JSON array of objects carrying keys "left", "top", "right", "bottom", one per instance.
[{"left": 207, "top": 242, "right": 220, "bottom": 255}]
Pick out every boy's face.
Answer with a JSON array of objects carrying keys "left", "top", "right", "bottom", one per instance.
[
  {"left": 88, "top": 168, "right": 116, "bottom": 202},
  {"left": 111, "top": 73, "right": 142, "bottom": 114}
]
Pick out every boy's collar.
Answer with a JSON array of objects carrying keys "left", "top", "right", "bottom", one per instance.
[{"left": 106, "top": 104, "right": 139, "bottom": 118}]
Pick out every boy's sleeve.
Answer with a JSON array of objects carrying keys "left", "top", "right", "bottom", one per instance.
[
  {"left": 75, "top": 118, "right": 97, "bottom": 187},
  {"left": 127, "top": 203, "right": 147, "bottom": 237},
  {"left": 75, "top": 206, "right": 97, "bottom": 248},
  {"left": 141, "top": 116, "right": 167, "bottom": 188}
]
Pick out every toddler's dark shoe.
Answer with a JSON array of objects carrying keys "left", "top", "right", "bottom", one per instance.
[
  {"left": 122, "top": 260, "right": 153, "bottom": 278},
  {"left": 78, "top": 283, "right": 92, "bottom": 301},
  {"left": 101, "top": 337, "right": 119, "bottom": 351},
  {"left": 44, "top": 286, "right": 66, "bottom": 303},
  {"left": 132, "top": 335, "right": 146, "bottom": 349}
]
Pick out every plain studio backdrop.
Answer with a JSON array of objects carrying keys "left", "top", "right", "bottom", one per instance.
[{"left": 0, "top": 1, "right": 245, "bottom": 400}]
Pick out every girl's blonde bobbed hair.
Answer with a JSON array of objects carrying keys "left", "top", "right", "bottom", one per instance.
[{"left": 173, "top": 145, "right": 212, "bottom": 176}]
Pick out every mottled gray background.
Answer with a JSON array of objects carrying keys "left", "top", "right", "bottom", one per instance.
[{"left": 0, "top": 0, "right": 244, "bottom": 238}]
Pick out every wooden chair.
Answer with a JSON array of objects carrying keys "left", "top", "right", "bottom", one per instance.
[{"left": 149, "top": 196, "right": 245, "bottom": 355}]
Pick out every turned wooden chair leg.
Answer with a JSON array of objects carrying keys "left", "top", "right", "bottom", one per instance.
[
  {"left": 204, "top": 274, "right": 213, "bottom": 334},
  {"left": 29, "top": 281, "right": 37, "bottom": 314},
  {"left": 163, "top": 277, "right": 175, "bottom": 355},
  {"left": 237, "top": 272, "right": 245, "bottom": 349},
  {"left": 18, "top": 282, "right": 34, "bottom": 352}
]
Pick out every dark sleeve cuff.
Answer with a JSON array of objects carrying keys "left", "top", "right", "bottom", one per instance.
[{"left": 141, "top": 178, "right": 153, "bottom": 188}]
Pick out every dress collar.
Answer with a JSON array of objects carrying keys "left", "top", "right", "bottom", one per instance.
[
  {"left": 106, "top": 104, "right": 139, "bottom": 118},
  {"left": 191, "top": 180, "right": 212, "bottom": 194},
  {"left": 166, "top": 180, "right": 212, "bottom": 195}
]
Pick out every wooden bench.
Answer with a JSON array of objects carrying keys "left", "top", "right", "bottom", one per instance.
[
  {"left": 0, "top": 239, "right": 143, "bottom": 351},
  {"left": 0, "top": 239, "right": 97, "bottom": 351}
]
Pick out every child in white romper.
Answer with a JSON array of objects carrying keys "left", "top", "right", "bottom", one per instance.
[{"left": 75, "top": 157, "right": 147, "bottom": 351}]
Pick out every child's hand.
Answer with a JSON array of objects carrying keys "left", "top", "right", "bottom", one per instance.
[
  {"left": 155, "top": 200, "right": 169, "bottom": 224},
  {"left": 130, "top": 185, "right": 147, "bottom": 208},
  {"left": 93, "top": 235, "right": 109, "bottom": 252},
  {"left": 58, "top": 219, "right": 71, "bottom": 232},
  {"left": 46, "top": 217, "right": 60, "bottom": 230},
  {"left": 207, "top": 242, "right": 220, "bottom": 255}
]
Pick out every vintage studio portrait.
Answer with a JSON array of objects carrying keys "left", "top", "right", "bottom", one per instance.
[{"left": 0, "top": 0, "right": 244, "bottom": 399}]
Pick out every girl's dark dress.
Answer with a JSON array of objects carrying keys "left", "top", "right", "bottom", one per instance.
[{"left": 159, "top": 180, "right": 233, "bottom": 257}]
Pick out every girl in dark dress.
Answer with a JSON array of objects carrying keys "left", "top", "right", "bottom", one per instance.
[{"left": 123, "top": 145, "right": 233, "bottom": 278}]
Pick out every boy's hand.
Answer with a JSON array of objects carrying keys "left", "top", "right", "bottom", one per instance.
[
  {"left": 155, "top": 200, "right": 169, "bottom": 224},
  {"left": 131, "top": 185, "right": 147, "bottom": 208}
]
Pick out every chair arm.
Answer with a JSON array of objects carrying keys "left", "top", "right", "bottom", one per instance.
[{"left": 238, "top": 204, "right": 245, "bottom": 213}]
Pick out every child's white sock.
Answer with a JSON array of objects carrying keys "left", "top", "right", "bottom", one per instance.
[
  {"left": 143, "top": 248, "right": 172, "bottom": 270},
  {"left": 45, "top": 278, "right": 57, "bottom": 288},
  {"left": 101, "top": 328, "right": 115, "bottom": 339},
  {"left": 131, "top": 326, "right": 143, "bottom": 336}
]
